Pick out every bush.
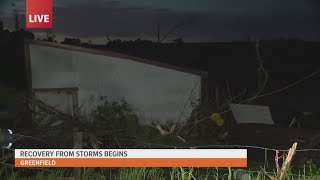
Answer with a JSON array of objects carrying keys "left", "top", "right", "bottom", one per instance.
[{"left": 81, "top": 97, "right": 140, "bottom": 149}]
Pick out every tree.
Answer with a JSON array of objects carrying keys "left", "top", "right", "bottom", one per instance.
[
  {"left": 61, "top": 38, "right": 81, "bottom": 45},
  {"left": 173, "top": 38, "right": 184, "bottom": 44}
]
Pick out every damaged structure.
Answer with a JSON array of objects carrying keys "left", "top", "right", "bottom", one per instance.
[{"left": 24, "top": 39, "right": 208, "bottom": 124}]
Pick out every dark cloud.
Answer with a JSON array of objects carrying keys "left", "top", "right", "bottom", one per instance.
[
  {"left": 46, "top": 0, "right": 320, "bottom": 42},
  {"left": 50, "top": 2, "right": 204, "bottom": 38},
  {"left": 154, "top": 8, "right": 171, "bottom": 13},
  {"left": 2, "top": 0, "right": 320, "bottom": 41}
]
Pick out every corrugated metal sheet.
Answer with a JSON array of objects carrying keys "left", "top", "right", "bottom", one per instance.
[
  {"left": 28, "top": 43, "right": 202, "bottom": 124},
  {"left": 229, "top": 104, "right": 275, "bottom": 125}
]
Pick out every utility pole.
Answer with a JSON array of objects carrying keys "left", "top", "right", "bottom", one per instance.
[
  {"left": 12, "top": 2, "right": 19, "bottom": 31},
  {"left": 14, "top": 13, "right": 19, "bottom": 31},
  {"left": 106, "top": 35, "right": 112, "bottom": 45}
]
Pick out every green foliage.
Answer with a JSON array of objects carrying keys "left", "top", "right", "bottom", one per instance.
[
  {"left": 81, "top": 97, "right": 140, "bottom": 149},
  {"left": 134, "top": 123, "right": 188, "bottom": 148},
  {"left": 170, "top": 167, "right": 196, "bottom": 180},
  {"left": 94, "top": 97, "right": 138, "bottom": 136},
  {"left": 179, "top": 98, "right": 226, "bottom": 146},
  {"left": 118, "top": 168, "right": 163, "bottom": 180},
  {"left": 1, "top": 164, "right": 320, "bottom": 179},
  {"left": 6, "top": 96, "right": 320, "bottom": 179},
  {"left": 81, "top": 97, "right": 189, "bottom": 149}
]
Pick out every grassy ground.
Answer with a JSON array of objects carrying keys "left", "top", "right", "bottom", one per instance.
[{"left": 1, "top": 164, "right": 320, "bottom": 180}]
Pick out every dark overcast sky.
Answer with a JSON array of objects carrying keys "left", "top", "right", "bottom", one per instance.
[{"left": 1, "top": 0, "right": 320, "bottom": 42}]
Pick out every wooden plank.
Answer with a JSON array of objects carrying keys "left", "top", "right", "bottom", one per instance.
[
  {"left": 73, "top": 128, "right": 83, "bottom": 178},
  {"left": 33, "top": 87, "right": 79, "bottom": 94}
]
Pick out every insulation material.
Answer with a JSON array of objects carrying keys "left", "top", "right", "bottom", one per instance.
[{"left": 230, "top": 103, "right": 275, "bottom": 125}]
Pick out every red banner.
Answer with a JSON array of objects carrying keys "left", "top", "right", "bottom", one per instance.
[{"left": 26, "top": 0, "right": 52, "bottom": 28}]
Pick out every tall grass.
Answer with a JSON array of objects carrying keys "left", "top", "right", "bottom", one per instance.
[
  {"left": 1, "top": 165, "right": 320, "bottom": 180},
  {"left": 170, "top": 167, "right": 196, "bottom": 180},
  {"left": 117, "top": 167, "right": 166, "bottom": 180}
]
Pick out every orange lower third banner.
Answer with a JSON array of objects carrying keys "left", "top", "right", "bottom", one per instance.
[{"left": 15, "top": 149, "right": 247, "bottom": 167}]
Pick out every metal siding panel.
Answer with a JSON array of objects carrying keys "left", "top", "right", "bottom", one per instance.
[{"left": 29, "top": 44, "right": 201, "bottom": 124}]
